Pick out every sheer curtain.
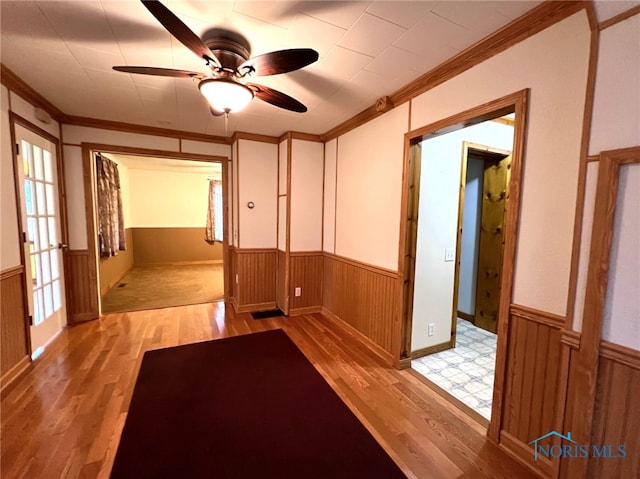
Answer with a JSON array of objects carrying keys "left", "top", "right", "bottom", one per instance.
[
  {"left": 205, "top": 179, "right": 223, "bottom": 243},
  {"left": 96, "top": 153, "right": 126, "bottom": 257}
]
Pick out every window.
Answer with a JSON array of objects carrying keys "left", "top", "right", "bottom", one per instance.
[{"left": 205, "top": 179, "right": 223, "bottom": 243}]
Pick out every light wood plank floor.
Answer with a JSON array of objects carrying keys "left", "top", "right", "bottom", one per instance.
[{"left": 1, "top": 303, "right": 537, "bottom": 478}]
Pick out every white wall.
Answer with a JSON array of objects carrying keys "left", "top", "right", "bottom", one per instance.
[
  {"left": 411, "top": 12, "right": 590, "bottom": 317},
  {"left": 602, "top": 163, "right": 640, "bottom": 350},
  {"left": 589, "top": 14, "right": 640, "bottom": 155},
  {"left": 458, "top": 157, "right": 484, "bottom": 315},
  {"left": 278, "top": 139, "right": 288, "bottom": 251},
  {"left": 237, "top": 139, "right": 278, "bottom": 249},
  {"left": 1, "top": 85, "right": 21, "bottom": 270},
  {"left": 181, "top": 139, "right": 231, "bottom": 158},
  {"left": 279, "top": 139, "right": 288, "bottom": 195},
  {"left": 335, "top": 103, "right": 408, "bottom": 270},
  {"left": 412, "top": 121, "right": 514, "bottom": 351},
  {"left": 9, "top": 92, "right": 60, "bottom": 139},
  {"left": 290, "top": 140, "right": 324, "bottom": 252},
  {"left": 584, "top": 13, "right": 640, "bottom": 348},
  {"left": 323, "top": 139, "right": 337, "bottom": 253},
  {"left": 127, "top": 169, "right": 213, "bottom": 228},
  {"left": 61, "top": 145, "right": 87, "bottom": 249},
  {"left": 232, "top": 141, "right": 238, "bottom": 247},
  {"left": 62, "top": 125, "right": 179, "bottom": 151}
]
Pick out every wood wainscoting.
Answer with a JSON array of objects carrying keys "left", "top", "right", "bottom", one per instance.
[
  {"left": 0, "top": 266, "right": 30, "bottom": 394},
  {"left": 276, "top": 249, "right": 287, "bottom": 313},
  {"left": 232, "top": 249, "right": 277, "bottom": 313},
  {"left": 66, "top": 250, "right": 99, "bottom": 323},
  {"left": 322, "top": 253, "right": 399, "bottom": 359},
  {"left": 499, "top": 304, "right": 566, "bottom": 477},
  {"left": 587, "top": 342, "right": 640, "bottom": 477},
  {"left": 289, "top": 252, "right": 323, "bottom": 315}
]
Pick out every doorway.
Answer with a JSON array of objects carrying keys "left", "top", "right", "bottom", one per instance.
[
  {"left": 456, "top": 143, "right": 512, "bottom": 335},
  {"left": 398, "top": 90, "right": 527, "bottom": 435},
  {"left": 80, "top": 144, "right": 230, "bottom": 319},
  {"left": 95, "top": 152, "right": 225, "bottom": 313},
  {"left": 13, "top": 123, "right": 67, "bottom": 358}
]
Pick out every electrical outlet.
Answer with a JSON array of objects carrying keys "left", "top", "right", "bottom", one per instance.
[
  {"left": 428, "top": 323, "right": 435, "bottom": 336},
  {"left": 294, "top": 287, "right": 301, "bottom": 297},
  {"left": 444, "top": 247, "right": 455, "bottom": 262}
]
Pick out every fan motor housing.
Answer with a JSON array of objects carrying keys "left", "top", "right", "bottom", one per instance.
[{"left": 204, "top": 35, "right": 251, "bottom": 72}]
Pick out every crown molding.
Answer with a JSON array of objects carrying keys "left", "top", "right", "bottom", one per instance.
[
  {"left": 322, "top": 0, "right": 589, "bottom": 141},
  {"left": 63, "top": 115, "right": 231, "bottom": 145},
  {"left": 0, "top": 63, "right": 68, "bottom": 122}
]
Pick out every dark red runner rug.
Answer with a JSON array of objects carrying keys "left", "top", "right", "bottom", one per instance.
[{"left": 110, "top": 329, "right": 407, "bottom": 478}]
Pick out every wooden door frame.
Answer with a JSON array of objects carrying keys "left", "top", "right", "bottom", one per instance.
[
  {"left": 394, "top": 89, "right": 529, "bottom": 443},
  {"left": 80, "top": 143, "right": 230, "bottom": 319},
  {"left": 9, "top": 112, "right": 69, "bottom": 351},
  {"left": 562, "top": 146, "right": 640, "bottom": 478},
  {"left": 452, "top": 142, "right": 511, "bottom": 343}
]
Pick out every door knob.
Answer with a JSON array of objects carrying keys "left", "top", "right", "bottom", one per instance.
[{"left": 58, "top": 243, "right": 69, "bottom": 250}]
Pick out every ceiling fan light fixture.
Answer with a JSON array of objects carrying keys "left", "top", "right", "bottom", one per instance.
[{"left": 198, "top": 78, "right": 254, "bottom": 113}]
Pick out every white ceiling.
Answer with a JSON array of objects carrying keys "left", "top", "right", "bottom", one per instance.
[{"left": 1, "top": 1, "right": 634, "bottom": 138}]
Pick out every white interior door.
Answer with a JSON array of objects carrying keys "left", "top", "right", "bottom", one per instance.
[{"left": 15, "top": 124, "right": 67, "bottom": 356}]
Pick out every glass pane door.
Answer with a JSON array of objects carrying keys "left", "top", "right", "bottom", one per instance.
[{"left": 15, "top": 124, "right": 66, "bottom": 357}]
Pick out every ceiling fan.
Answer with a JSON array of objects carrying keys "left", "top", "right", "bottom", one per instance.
[{"left": 113, "top": 0, "right": 319, "bottom": 117}]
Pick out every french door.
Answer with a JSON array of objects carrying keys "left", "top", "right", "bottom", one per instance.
[{"left": 14, "top": 124, "right": 67, "bottom": 356}]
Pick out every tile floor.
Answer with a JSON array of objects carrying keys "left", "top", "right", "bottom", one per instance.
[{"left": 412, "top": 318, "right": 497, "bottom": 419}]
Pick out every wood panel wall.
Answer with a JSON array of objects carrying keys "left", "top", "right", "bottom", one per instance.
[
  {"left": 499, "top": 304, "right": 565, "bottom": 476},
  {"left": 323, "top": 254, "right": 398, "bottom": 356},
  {"left": 289, "top": 253, "right": 323, "bottom": 314},
  {"left": 99, "top": 228, "right": 134, "bottom": 295},
  {"left": 276, "top": 250, "right": 287, "bottom": 313},
  {"left": 587, "top": 343, "right": 640, "bottom": 478},
  {"left": 229, "top": 247, "right": 238, "bottom": 308},
  {"left": 234, "top": 249, "right": 277, "bottom": 312},
  {"left": 131, "top": 227, "right": 223, "bottom": 265},
  {"left": 66, "top": 250, "right": 99, "bottom": 323},
  {"left": 0, "top": 266, "right": 30, "bottom": 392}
]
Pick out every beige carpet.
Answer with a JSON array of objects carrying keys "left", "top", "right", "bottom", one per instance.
[{"left": 101, "top": 264, "right": 224, "bottom": 313}]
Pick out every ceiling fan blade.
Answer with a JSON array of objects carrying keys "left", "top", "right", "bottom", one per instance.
[
  {"left": 113, "top": 66, "right": 205, "bottom": 79},
  {"left": 141, "top": 0, "right": 220, "bottom": 68},
  {"left": 239, "top": 49, "right": 319, "bottom": 77},
  {"left": 247, "top": 83, "right": 307, "bottom": 113}
]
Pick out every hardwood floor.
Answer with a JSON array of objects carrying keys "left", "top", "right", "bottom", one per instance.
[{"left": 1, "top": 302, "right": 537, "bottom": 479}]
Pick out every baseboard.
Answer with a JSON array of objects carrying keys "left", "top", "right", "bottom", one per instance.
[
  {"left": 1, "top": 355, "right": 31, "bottom": 398},
  {"left": 320, "top": 307, "right": 394, "bottom": 366},
  {"left": 231, "top": 297, "right": 239, "bottom": 312},
  {"left": 70, "top": 312, "right": 99, "bottom": 324},
  {"left": 397, "top": 357, "right": 412, "bottom": 370},
  {"left": 457, "top": 311, "right": 475, "bottom": 322},
  {"left": 499, "top": 430, "right": 549, "bottom": 478},
  {"left": 289, "top": 306, "right": 322, "bottom": 316},
  {"left": 410, "top": 339, "right": 454, "bottom": 360},
  {"left": 235, "top": 301, "right": 277, "bottom": 313},
  {"left": 135, "top": 260, "right": 223, "bottom": 266},
  {"left": 100, "top": 265, "right": 133, "bottom": 296}
]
